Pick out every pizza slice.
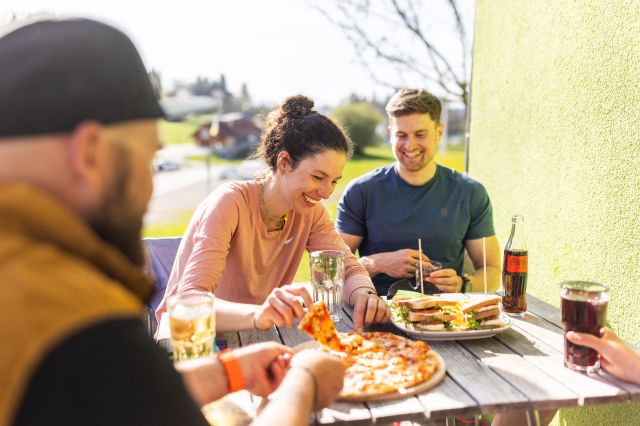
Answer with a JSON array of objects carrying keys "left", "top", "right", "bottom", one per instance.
[{"left": 299, "top": 301, "right": 346, "bottom": 351}]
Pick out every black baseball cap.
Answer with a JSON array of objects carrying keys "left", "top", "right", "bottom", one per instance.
[{"left": 0, "top": 18, "right": 165, "bottom": 138}]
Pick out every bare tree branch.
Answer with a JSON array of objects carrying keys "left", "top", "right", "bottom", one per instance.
[
  {"left": 310, "top": 0, "right": 469, "bottom": 105},
  {"left": 447, "top": 0, "right": 468, "bottom": 84},
  {"left": 390, "top": 0, "right": 461, "bottom": 87}
]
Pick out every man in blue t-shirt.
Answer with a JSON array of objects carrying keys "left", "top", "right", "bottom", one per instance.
[{"left": 336, "top": 89, "right": 501, "bottom": 296}]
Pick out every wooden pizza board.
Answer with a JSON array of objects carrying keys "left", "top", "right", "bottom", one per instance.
[{"left": 294, "top": 340, "right": 447, "bottom": 401}]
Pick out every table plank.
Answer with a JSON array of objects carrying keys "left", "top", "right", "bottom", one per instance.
[
  {"left": 416, "top": 375, "right": 479, "bottom": 419},
  {"left": 238, "top": 326, "right": 281, "bottom": 346},
  {"left": 316, "top": 401, "right": 372, "bottom": 425},
  {"left": 498, "top": 323, "right": 632, "bottom": 405},
  {"left": 510, "top": 313, "right": 565, "bottom": 352},
  {"left": 218, "top": 331, "right": 241, "bottom": 349},
  {"left": 366, "top": 396, "right": 428, "bottom": 424},
  {"left": 429, "top": 341, "right": 530, "bottom": 413},
  {"left": 595, "top": 371, "right": 640, "bottom": 402},
  {"left": 459, "top": 336, "right": 578, "bottom": 410},
  {"left": 526, "top": 294, "right": 562, "bottom": 328},
  {"left": 277, "top": 321, "right": 312, "bottom": 347}
]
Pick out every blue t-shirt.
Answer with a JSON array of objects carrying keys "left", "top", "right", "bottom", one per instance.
[{"left": 336, "top": 163, "right": 495, "bottom": 294}]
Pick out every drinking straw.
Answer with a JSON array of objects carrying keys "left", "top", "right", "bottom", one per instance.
[
  {"left": 418, "top": 238, "right": 424, "bottom": 294},
  {"left": 483, "top": 236, "right": 487, "bottom": 294}
]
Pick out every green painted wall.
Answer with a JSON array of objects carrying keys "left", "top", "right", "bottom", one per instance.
[{"left": 470, "top": 1, "right": 640, "bottom": 424}]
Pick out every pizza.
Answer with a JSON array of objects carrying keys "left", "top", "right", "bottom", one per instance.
[
  {"left": 298, "top": 300, "right": 346, "bottom": 351},
  {"left": 299, "top": 301, "right": 441, "bottom": 398}
]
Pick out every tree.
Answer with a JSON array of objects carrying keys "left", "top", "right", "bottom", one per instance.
[
  {"left": 240, "top": 83, "right": 251, "bottom": 111},
  {"left": 311, "top": 0, "right": 471, "bottom": 106},
  {"left": 332, "top": 102, "right": 384, "bottom": 155}
]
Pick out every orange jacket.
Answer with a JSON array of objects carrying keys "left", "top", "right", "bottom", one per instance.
[{"left": 0, "top": 184, "right": 153, "bottom": 425}]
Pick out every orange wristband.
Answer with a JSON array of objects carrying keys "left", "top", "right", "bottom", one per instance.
[{"left": 216, "top": 349, "right": 245, "bottom": 392}]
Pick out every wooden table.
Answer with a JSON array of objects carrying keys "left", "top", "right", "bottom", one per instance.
[{"left": 212, "top": 294, "right": 640, "bottom": 425}]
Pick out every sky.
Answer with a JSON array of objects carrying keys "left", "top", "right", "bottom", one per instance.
[{"left": 1, "top": 0, "right": 474, "bottom": 107}]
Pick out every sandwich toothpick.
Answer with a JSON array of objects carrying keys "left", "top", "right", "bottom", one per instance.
[
  {"left": 482, "top": 236, "right": 487, "bottom": 294},
  {"left": 418, "top": 238, "right": 424, "bottom": 294}
]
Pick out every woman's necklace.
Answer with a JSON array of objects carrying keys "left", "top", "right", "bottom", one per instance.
[{"left": 259, "top": 181, "right": 287, "bottom": 231}]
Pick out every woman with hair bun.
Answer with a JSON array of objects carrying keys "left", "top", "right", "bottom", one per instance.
[{"left": 156, "top": 95, "right": 390, "bottom": 332}]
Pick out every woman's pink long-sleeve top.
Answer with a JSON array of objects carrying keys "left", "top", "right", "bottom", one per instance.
[{"left": 155, "top": 180, "right": 374, "bottom": 320}]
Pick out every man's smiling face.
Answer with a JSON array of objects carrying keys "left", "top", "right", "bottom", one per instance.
[{"left": 389, "top": 112, "right": 443, "bottom": 176}]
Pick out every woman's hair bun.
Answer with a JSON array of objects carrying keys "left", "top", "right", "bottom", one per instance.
[{"left": 281, "top": 95, "right": 314, "bottom": 119}]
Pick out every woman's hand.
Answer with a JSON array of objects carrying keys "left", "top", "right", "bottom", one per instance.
[
  {"left": 350, "top": 287, "right": 390, "bottom": 330},
  {"left": 566, "top": 328, "right": 640, "bottom": 385},
  {"left": 254, "top": 285, "right": 313, "bottom": 329}
]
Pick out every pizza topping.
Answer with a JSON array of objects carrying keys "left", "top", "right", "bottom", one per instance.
[
  {"left": 298, "top": 301, "right": 346, "bottom": 351},
  {"left": 319, "top": 331, "right": 440, "bottom": 398}
]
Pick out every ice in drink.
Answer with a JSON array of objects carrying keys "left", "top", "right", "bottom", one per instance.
[
  {"left": 168, "top": 292, "right": 216, "bottom": 362},
  {"left": 310, "top": 250, "right": 344, "bottom": 322}
]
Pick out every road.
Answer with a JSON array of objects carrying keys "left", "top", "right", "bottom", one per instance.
[{"left": 145, "top": 162, "right": 226, "bottom": 227}]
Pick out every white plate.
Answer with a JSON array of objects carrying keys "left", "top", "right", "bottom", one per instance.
[{"left": 391, "top": 314, "right": 511, "bottom": 341}]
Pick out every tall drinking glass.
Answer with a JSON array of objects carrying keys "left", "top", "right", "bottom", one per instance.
[
  {"left": 167, "top": 291, "right": 216, "bottom": 362},
  {"left": 560, "top": 281, "right": 609, "bottom": 372},
  {"left": 310, "top": 250, "right": 345, "bottom": 322}
]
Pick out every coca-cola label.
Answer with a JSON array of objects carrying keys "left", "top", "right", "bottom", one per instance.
[{"left": 506, "top": 255, "right": 528, "bottom": 273}]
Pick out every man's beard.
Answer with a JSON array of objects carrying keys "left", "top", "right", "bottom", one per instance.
[
  {"left": 398, "top": 150, "right": 435, "bottom": 173},
  {"left": 88, "top": 147, "right": 146, "bottom": 267}
]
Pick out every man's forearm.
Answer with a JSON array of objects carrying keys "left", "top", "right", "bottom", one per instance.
[
  {"left": 358, "top": 254, "right": 382, "bottom": 277},
  {"left": 467, "top": 266, "right": 501, "bottom": 292},
  {"left": 175, "top": 358, "right": 228, "bottom": 406},
  {"left": 252, "top": 369, "right": 314, "bottom": 426}
]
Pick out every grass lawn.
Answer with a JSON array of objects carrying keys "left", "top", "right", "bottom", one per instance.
[
  {"left": 158, "top": 116, "right": 211, "bottom": 146},
  {"left": 144, "top": 142, "right": 465, "bottom": 282}
]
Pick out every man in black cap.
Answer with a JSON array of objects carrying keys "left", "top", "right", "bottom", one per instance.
[{"left": 0, "top": 18, "right": 343, "bottom": 425}]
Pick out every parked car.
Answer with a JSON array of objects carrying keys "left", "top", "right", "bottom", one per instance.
[{"left": 153, "top": 159, "right": 181, "bottom": 172}]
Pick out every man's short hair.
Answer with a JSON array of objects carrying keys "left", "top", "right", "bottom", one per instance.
[{"left": 385, "top": 89, "right": 442, "bottom": 123}]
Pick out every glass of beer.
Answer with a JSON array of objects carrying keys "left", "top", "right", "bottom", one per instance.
[
  {"left": 310, "top": 250, "right": 345, "bottom": 322},
  {"left": 560, "top": 281, "right": 609, "bottom": 372},
  {"left": 167, "top": 291, "right": 216, "bottom": 362},
  {"left": 415, "top": 260, "right": 443, "bottom": 294}
]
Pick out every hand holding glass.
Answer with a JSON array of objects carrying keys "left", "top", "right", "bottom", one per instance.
[
  {"left": 561, "top": 281, "right": 609, "bottom": 373},
  {"left": 415, "top": 260, "right": 443, "bottom": 294}
]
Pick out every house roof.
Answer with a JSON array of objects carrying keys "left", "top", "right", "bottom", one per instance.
[{"left": 192, "top": 115, "right": 262, "bottom": 145}]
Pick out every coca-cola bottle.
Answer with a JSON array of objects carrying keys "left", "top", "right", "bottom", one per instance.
[{"left": 502, "top": 214, "right": 528, "bottom": 314}]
